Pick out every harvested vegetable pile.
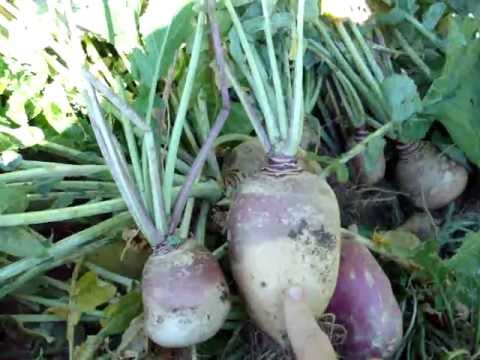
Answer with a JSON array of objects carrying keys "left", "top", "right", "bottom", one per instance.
[{"left": 1, "top": 0, "right": 480, "bottom": 359}]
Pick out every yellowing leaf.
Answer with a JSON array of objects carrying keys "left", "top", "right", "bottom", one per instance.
[{"left": 73, "top": 272, "right": 117, "bottom": 312}]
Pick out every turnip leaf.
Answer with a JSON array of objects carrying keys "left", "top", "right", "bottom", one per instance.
[
  {"left": 381, "top": 74, "right": 422, "bottom": 123},
  {"left": 221, "top": 103, "right": 254, "bottom": 135},
  {"left": 424, "top": 16, "right": 480, "bottom": 166},
  {"left": 0, "top": 227, "right": 48, "bottom": 257},
  {"left": 447, "top": 232, "right": 480, "bottom": 306},
  {"left": 129, "top": 3, "right": 194, "bottom": 92},
  {"left": 101, "top": 291, "right": 142, "bottom": 336}
]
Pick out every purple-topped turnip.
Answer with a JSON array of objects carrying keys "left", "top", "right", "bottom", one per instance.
[
  {"left": 225, "top": 0, "right": 341, "bottom": 344},
  {"left": 82, "top": 0, "right": 232, "bottom": 348},
  {"left": 327, "top": 232, "right": 403, "bottom": 359},
  {"left": 142, "top": 241, "right": 230, "bottom": 347}
]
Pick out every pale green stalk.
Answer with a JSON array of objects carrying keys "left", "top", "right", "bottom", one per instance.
[
  {"left": 8, "top": 314, "right": 99, "bottom": 323},
  {"left": 163, "top": 12, "right": 204, "bottom": 214},
  {"left": 393, "top": 29, "right": 432, "bottom": 80},
  {"left": 224, "top": 0, "right": 280, "bottom": 145},
  {"left": 0, "top": 198, "right": 126, "bottom": 226},
  {"left": 195, "top": 201, "right": 209, "bottom": 246},
  {"left": 349, "top": 22, "right": 384, "bottom": 82},
  {"left": 145, "top": 131, "right": 168, "bottom": 233},
  {"left": 0, "top": 212, "right": 131, "bottom": 284},
  {"left": 335, "top": 22, "right": 383, "bottom": 101},
  {"left": 39, "top": 141, "right": 104, "bottom": 165},
  {"left": 261, "top": 0, "right": 288, "bottom": 139},
  {"left": 320, "top": 122, "right": 394, "bottom": 179},
  {"left": 0, "top": 164, "right": 109, "bottom": 183},
  {"left": 15, "top": 294, "right": 107, "bottom": 318},
  {"left": 194, "top": 94, "right": 222, "bottom": 180},
  {"left": 101, "top": 3, "right": 146, "bottom": 196},
  {"left": 84, "top": 261, "right": 135, "bottom": 290},
  {"left": 179, "top": 198, "right": 195, "bottom": 239},
  {"left": 285, "top": 0, "right": 305, "bottom": 156},
  {"left": 225, "top": 64, "right": 270, "bottom": 150}
]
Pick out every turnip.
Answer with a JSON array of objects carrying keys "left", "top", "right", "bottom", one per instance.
[
  {"left": 347, "top": 128, "right": 386, "bottom": 185},
  {"left": 142, "top": 241, "right": 230, "bottom": 347},
  {"left": 222, "top": 134, "right": 316, "bottom": 189},
  {"left": 81, "top": 0, "right": 232, "bottom": 348},
  {"left": 222, "top": 138, "right": 267, "bottom": 189},
  {"left": 327, "top": 232, "right": 403, "bottom": 359},
  {"left": 395, "top": 142, "right": 468, "bottom": 209},
  {"left": 224, "top": 0, "right": 341, "bottom": 344}
]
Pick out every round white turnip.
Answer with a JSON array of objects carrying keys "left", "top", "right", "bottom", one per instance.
[
  {"left": 142, "top": 241, "right": 231, "bottom": 347},
  {"left": 395, "top": 142, "right": 468, "bottom": 209}
]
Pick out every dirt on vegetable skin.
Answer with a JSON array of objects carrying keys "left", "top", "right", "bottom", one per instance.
[
  {"left": 228, "top": 169, "right": 341, "bottom": 345},
  {"left": 142, "top": 241, "right": 231, "bottom": 348}
]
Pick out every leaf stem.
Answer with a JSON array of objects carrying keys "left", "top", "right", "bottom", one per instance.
[
  {"left": 225, "top": 63, "right": 271, "bottom": 151},
  {"left": 0, "top": 212, "right": 131, "bottom": 285},
  {"left": 167, "top": 0, "right": 231, "bottom": 235},
  {"left": 82, "top": 70, "right": 148, "bottom": 131},
  {"left": 38, "top": 141, "right": 104, "bottom": 165},
  {"left": 349, "top": 22, "right": 384, "bottom": 82},
  {"left": 320, "top": 122, "right": 394, "bottom": 178},
  {"left": 0, "top": 198, "right": 126, "bottom": 226},
  {"left": 285, "top": 0, "right": 305, "bottom": 156},
  {"left": 163, "top": 12, "right": 204, "bottom": 215},
  {"left": 84, "top": 81, "right": 162, "bottom": 246},
  {"left": 393, "top": 29, "right": 432, "bottom": 80},
  {"left": 261, "top": 0, "right": 288, "bottom": 140},
  {"left": 224, "top": 0, "right": 280, "bottom": 146},
  {"left": 84, "top": 261, "right": 136, "bottom": 290},
  {"left": 15, "top": 293, "right": 107, "bottom": 318},
  {"left": 335, "top": 22, "right": 383, "bottom": 101},
  {"left": 195, "top": 201, "right": 209, "bottom": 246},
  {"left": 0, "top": 164, "right": 109, "bottom": 183}
]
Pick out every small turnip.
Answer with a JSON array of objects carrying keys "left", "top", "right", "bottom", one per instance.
[
  {"left": 347, "top": 128, "right": 386, "bottom": 185},
  {"left": 395, "top": 142, "right": 468, "bottom": 209},
  {"left": 228, "top": 158, "right": 341, "bottom": 344},
  {"left": 142, "top": 240, "right": 230, "bottom": 347},
  {"left": 222, "top": 138, "right": 267, "bottom": 189},
  {"left": 327, "top": 232, "right": 403, "bottom": 359}
]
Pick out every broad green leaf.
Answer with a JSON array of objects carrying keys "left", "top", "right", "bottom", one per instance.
[
  {"left": 73, "top": 272, "right": 117, "bottom": 312},
  {"left": 424, "top": 16, "right": 480, "bottom": 166},
  {"left": 381, "top": 74, "right": 422, "bottom": 123},
  {"left": 221, "top": 103, "right": 254, "bottom": 135},
  {"left": 0, "top": 185, "right": 28, "bottom": 214},
  {"left": 363, "top": 137, "right": 386, "bottom": 173},
  {"left": 129, "top": 2, "right": 194, "bottom": 88},
  {"left": 101, "top": 291, "right": 142, "bottom": 336},
  {"left": 447, "top": 232, "right": 480, "bottom": 306},
  {"left": 430, "top": 131, "right": 470, "bottom": 169},
  {"left": 0, "top": 227, "right": 48, "bottom": 257},
  {"left": 397, "top": 116, "right": 433, "bottom": 142}
]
